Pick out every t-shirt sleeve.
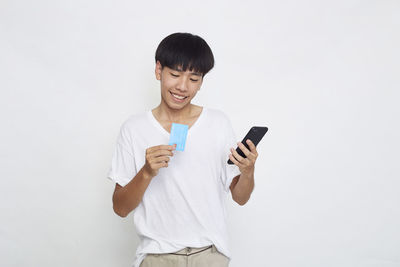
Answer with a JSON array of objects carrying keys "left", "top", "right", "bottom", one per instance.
[
  {"left": 107, "top": 123, "right": 137, "bottom": 187},
  {"left": 220, "top": 114, "right": 242, "bottom": 193}
]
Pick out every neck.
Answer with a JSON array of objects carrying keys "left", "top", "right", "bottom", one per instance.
[{"left": 154, "top": 102, "right": 195, "bottom": 122}]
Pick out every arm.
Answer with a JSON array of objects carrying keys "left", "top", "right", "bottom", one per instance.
[
  {"left": 230, "top": 172, "right": 255, "bottom": 206},
  {"left": 228, "top": 139, "right": 258, "bottom": 206},
  {"left": 112, "top": 144, "right": 176, "bottom": 218},
  {"left": 112, "top": 167, "right": 153, "bottom": 217}
]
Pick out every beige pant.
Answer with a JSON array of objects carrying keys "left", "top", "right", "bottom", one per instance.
[{"left": 139, "top": 244, "right": 230, "bottom": 267}]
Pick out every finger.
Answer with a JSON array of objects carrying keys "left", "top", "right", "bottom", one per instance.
[
  {"left": 229, "top": 152, "right": 244, "bottom": 167},
  {"left": 149, "top": 148, "right": 175, "bottom": 157},
  {"left": 155, "top": 161, "right": 168, "bottom": 169},
  {"left": 149, "top": 157, "right": 170, "bottom": 167},
  {"left": 245, "top": 139, "right": 257, "bottom": 153},
  {"left": 150, "top": 144, "right": 176, "bottom": 152},
  {"left": 237, "top": 142, "right": 257, "bottom": 161},
  {"left": 237, "top": 142, "right": 251, "bottom": 157},
  {"left": 154, "top": 156, "right": 170, "bottom": 163},
  {"left": 230, "top": 147, "right": 245, "bottom": 163},
  {"left": 154, "top": 151, "right": 174, "bottom": 158},
  {"left": 147, "top": 144, "right": 176, "bottom": 155}
]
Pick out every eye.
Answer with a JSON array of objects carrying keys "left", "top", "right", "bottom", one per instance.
[
  {"left": 190, "top": 79, "right": 199, "bottom": 82},
  {"left": 170, "top": 73, "right": 179, "bottom": 77}
]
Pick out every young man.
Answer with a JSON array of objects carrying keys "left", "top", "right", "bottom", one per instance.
[{"left": 107, "top": 32, "right": 258, "bottom": 267}]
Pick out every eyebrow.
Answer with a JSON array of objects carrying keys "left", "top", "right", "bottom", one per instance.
[{"left": 171, "top": 67, "right": 202, "bottom": 77}]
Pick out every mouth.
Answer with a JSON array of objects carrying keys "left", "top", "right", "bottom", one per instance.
[{"left": 170, "top": 91, "right": 188, "bottom": 102}]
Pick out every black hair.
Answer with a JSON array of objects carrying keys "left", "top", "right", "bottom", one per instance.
[{"left": 155, "top": 32, "right": 214, "bottom": 77}]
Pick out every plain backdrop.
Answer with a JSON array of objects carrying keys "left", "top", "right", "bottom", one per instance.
[{"left": 1, "top": 0, "right": 399, "bottom": 266}]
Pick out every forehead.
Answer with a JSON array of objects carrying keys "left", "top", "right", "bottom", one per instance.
[{"left": 167, "top": 65, "right": 202, "bottom": 77}]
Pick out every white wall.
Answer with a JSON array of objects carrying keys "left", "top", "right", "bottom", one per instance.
[{"left": 1, "top": 0, "right": 399, "bottom": 266}]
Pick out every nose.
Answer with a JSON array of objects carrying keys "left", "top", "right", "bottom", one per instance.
[{"left": 175, "top": 76, "right": 189, "bottom": 92}]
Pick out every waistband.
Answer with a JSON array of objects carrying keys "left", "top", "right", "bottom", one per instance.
[{"left": 168, "top": 244, "right": 215, "bottom": 256}]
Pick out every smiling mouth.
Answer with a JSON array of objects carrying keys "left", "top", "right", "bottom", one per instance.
[{"left": 170, "top": 91, "right": 188, "bottom": 100}]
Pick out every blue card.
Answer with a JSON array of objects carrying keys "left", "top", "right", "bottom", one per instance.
[{"left": 168, "top": 123, "right": 189, "bottom": 151}]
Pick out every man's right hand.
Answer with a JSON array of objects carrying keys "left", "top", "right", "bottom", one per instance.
[
  {"left": 112, "top": 143, "right": 177, "bottom": 217},
  {"left": 143, "top": 144, "right": 177, "bottom": 178}
]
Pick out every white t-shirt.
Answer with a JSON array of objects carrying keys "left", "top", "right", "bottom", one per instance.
[{"left": 107, "top": 106, "right": 241, "bottom": 267}]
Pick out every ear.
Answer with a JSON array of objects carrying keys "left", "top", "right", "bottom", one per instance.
[{"left": 155, "top": 60, "right": 162, "bottom": 80}]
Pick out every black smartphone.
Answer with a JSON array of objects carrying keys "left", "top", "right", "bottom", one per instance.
[{"left": 227, "top": 126, "right": 268, "bottom": 164}]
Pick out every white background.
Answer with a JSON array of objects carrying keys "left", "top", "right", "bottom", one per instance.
[{"left": 1, "top": 0, "right": 399, "bottom": 266}]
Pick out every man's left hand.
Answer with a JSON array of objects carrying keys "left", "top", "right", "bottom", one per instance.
[{"left": 229, "top": 139, "right": 258, "bottom": 176}]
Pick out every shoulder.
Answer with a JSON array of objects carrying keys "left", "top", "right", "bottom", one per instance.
[
  {"left": 204, "top": 107, "right": 231, "bottom": 124},
  {"left": 117, "top": 111, "right": 149, "bottom": 141},
  {"left": 121, "top": 111, "right": 148, "bottom": 129},
  {"left": 205, "top": 107, "right": 235, "bottom": 132},
  {"left": 204, "top": 107, "right": 237, "bottom": 146}
]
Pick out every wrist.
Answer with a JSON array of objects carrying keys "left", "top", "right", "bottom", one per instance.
[
  {"left": 142, "top": 167, "right": 154, "bottom": 180},
  {"left": 241, "top": 169, "right": 254, "bottom": 179}
]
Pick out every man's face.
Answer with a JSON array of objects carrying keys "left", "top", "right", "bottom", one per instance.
[{"left": 155, "top": 61, "right": 203, "bottom": 109}]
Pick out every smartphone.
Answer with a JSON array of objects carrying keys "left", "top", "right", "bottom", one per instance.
[{"left": 227, "top": 126, "right": 268, "bottom": 164}]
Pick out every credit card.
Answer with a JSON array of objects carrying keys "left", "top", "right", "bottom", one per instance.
[{"left": 168, "top": 123, "right": 189, "bottom": 151}]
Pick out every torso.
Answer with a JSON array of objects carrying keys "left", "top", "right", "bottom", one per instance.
[{"left": 151, "top": 105, "right": 203, "bottom": 134}]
